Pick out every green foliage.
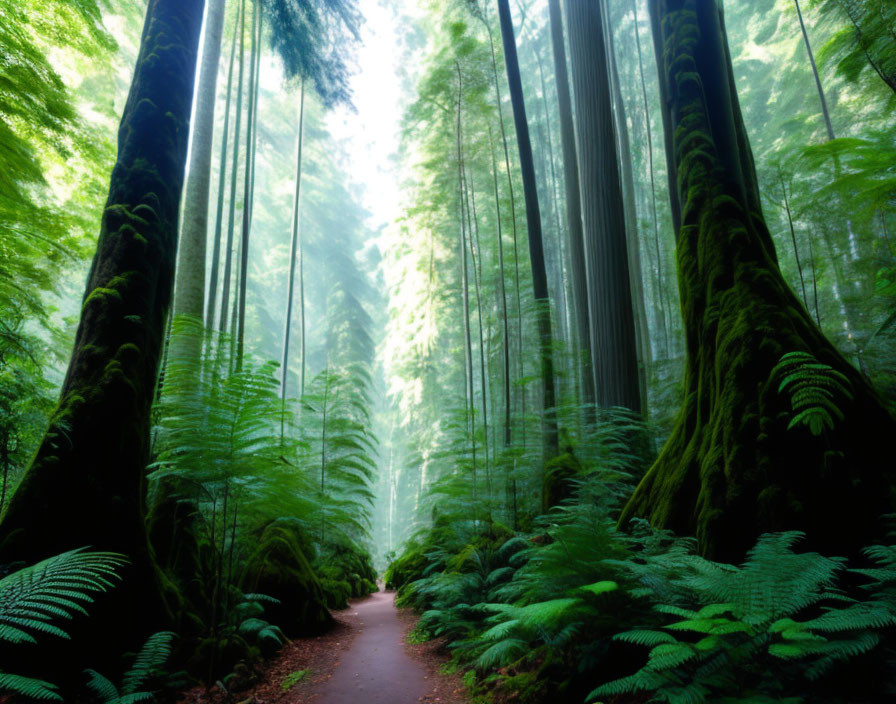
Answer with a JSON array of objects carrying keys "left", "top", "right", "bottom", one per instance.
[
  {"left": 0, "top": 549, "right": 127, "bottom": 646},
  {"left": 0, "top": 549, "right": 127, "bottom": 701},
  {"left": 85, "top": 631, "right": 176, "bottom": 704},
  {"left": 810, "top": 0, "right": 896, "bottom": 102},
  {"left": 772, "top": 351, "right": 853, "bottom": 435},
  {"left": 314, "top": 540, "right": 378, "bottom": 609},
  {"left": 590, "top": 532, "right": 896, "bottom": 703},
  {"left": 281, "top": 668, "right": 309, "bottom": 690}
]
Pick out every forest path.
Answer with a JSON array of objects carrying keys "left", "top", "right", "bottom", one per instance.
[{"left": 307, "top": 590, "right": 427, "bottom": 704}]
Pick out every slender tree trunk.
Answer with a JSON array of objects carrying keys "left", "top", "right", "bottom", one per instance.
[
  {"left": 465, "top": 167, "right": 493, "bottom": 510},
  {"left": 320, "top": 371, "right": 329, "bottom": 543},
  {"left": 280, "top": 79, "right": 306, "bottom": 418},
  {"left": 482, "top": 17, "right": 524, "bottom": 447},
  {"left": 205, "top": 0, "right": 241, "bottom": 332},
  {"left": 0, "top": 0, "right": 204, "bottom": 668},
  {"left": 779, "top": 170, "right": 810, "bottom": 311},
  {"left": 496, "top": 0, "right": 559, "bottom": 461},
  {"left": 794, "top": 0, "right": 836, "bottom": 141},
  {"left": 621, "top": 0, "right": 896, "bottom": 561},
  {"left": 526, "top": 33, "right": 571, "bottom": 368},
  {"left": 489, "top": 125, "right": 512, "bottom": 448},
  {"left": 547, "top": 0, "right": 593, "bottom": 406},
  {"left": 566, "top": 0, "right": 641, "bottom": 413},
  {"left": 172, "top": 0, "right": 227, "bottom": 345},
  {"left": 456, "top": 67, "right": 478, "bottom": 504},
  {"left": 235, "top": 0, "right": 260, "bottom": 370},
  {"left": 299, "top": 219, "right": 306, "bottom": 397},
  {"left": 218, "top": 0, "right": 246, "bottom": 334},
  {"left": 631, "top": 0, "right": 670, "bottom": 358}
]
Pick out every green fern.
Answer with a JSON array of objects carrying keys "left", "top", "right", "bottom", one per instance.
[
  {"left": 0, "top": 548, "right": 127, "bottom": 645},
  {"left": 589, "top": 532, "right": 896, "bottom": 703},
  {"left": 85, "top": 630, "right": 176, "bottom": 704},
  {"left": 0, "top": 672, "right": 61, "bottom": 701},
  {"left": 772, "top": 351, "right": 853, "bottom": 436},
  {"left": 0, "top": 548, "right": 128, "bottom": 701}
]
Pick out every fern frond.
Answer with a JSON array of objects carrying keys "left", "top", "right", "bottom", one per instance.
[
  {"left": 0, "top": 672, "right": 62, "bottom": 701},
  {"left": 0, "top": 549, "right": 127, "bottom": 645},
  {"left": 120, "top": 631, "right": 176, "bottom": 695},
  {"left": 84, "top": 669, "right": 120, "bottom": 702},
  {"left": 474, "top": 637, "right": 527, "bottom": 669}
]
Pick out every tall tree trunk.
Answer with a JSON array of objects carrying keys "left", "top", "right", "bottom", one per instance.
[
  {"left": 496, "top": 0, "right": 559, "bottom": 460},
  {"left": 0, "top": 0, "right": 204, "bottom": 668},
  {"left": 603, "top": 4, "right": 652, "bottom": 411},
  {"left": 566, "top": 0, "right": 641, "bottom": 413},
  {"left": 547, "top": 0, "right": 593, "bottom": 406},
  {"left": 631, "top": 0, "right": 671, "bottom": 358},
  {"left": 172, "top": 0, "right": 227, "bottom": 350},
  {"left": 218, "top": 0, "right": 246, "bottom": 334},
  {"left": 205, "top": 0, "right": 241, "bottom": 332},
  {"left": 620, "top": 0, "right": 896, "bottom": 561},
  {"left": 235, "top": 0, "right": 260, "bottom": 370},
  {"left": 480, "top": 14, "right": 524, "bottom": 447},
  {"left": 280, "top": 79, "right": 306, "bottom": 412}
]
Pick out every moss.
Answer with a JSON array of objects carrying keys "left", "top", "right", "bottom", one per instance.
[
  {"left": 240, "top": 523, "right": 331, "bottom": 637},
  {"left": 81, "top": 286, "right": 121, "bottom": 313},
  {"left": 314, "top": 541, "right": 378, "bottom": 608},
  {"left": 281, "top": 669, "right": 309, "bottom": 691},
  {"left": 619, "top": 0, "right": 896, "bottom": 562}
]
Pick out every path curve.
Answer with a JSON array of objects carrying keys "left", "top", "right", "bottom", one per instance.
[{"left": 309, "top": 590, "right": 428, "bottom": 704}]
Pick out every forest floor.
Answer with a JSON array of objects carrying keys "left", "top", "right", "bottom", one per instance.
[{"left": 176, "top": 590, "right": 469, "bottom": 704}]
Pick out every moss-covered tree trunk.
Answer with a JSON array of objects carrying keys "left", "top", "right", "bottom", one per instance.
[
  {"left": 0, "top": 0, "right": 203, "bottom": 665},
  {"left": 620, "top": 0, "right": 896, "bottom": 561}
]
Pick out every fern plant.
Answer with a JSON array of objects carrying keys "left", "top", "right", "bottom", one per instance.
[
  {"left": 0, "top": 548, "right": 127, "bottom": 701},
  {"left": 85, "top": 631, "right": 176, "bottom": 704},
  {"left": 772, "top": 351, "right": 853, "bottom": 436},
  {"left": 590, "top": 532, "right": 896, "bottom": 704}
]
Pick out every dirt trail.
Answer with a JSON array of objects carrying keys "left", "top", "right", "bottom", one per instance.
[{"left": 307, "top": 590, "right": 428, "bottom": 703}]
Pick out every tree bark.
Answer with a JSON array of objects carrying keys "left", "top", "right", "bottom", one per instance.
[
  {"left": 496, "top": 0, "right": 559, "bottom": 459},
  {"left": 235, "top": 0, "right": 260, "bottom": 370},
  {"left": 620, "top": 0, "right": 896, "bottom": 561},
  {"left": 566, "top": 0, "right": 642, "bottom": 413},
  {"left": 480, "top": 13, "right": 524, "bottom": 448},
  {"left": 603, "top": 3, "right": 651, "bottom": 411},
  {"left": 548, "top": 0, "right": 595, "bottom": 409},
  {"left": 205, "top": 0, "right": 241, "bottom": 332},
  {"left": 218, "top": 0, "right": 246, "bottom": 334},
  {"left": 172, "top": 0, "right": 227, "bottom": 338},
  {"left": 631, "top": 0, "right": 671, "bottom": 358},
  {"left": 0, "top": 0, "right": 204, "bottom": 667}
]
